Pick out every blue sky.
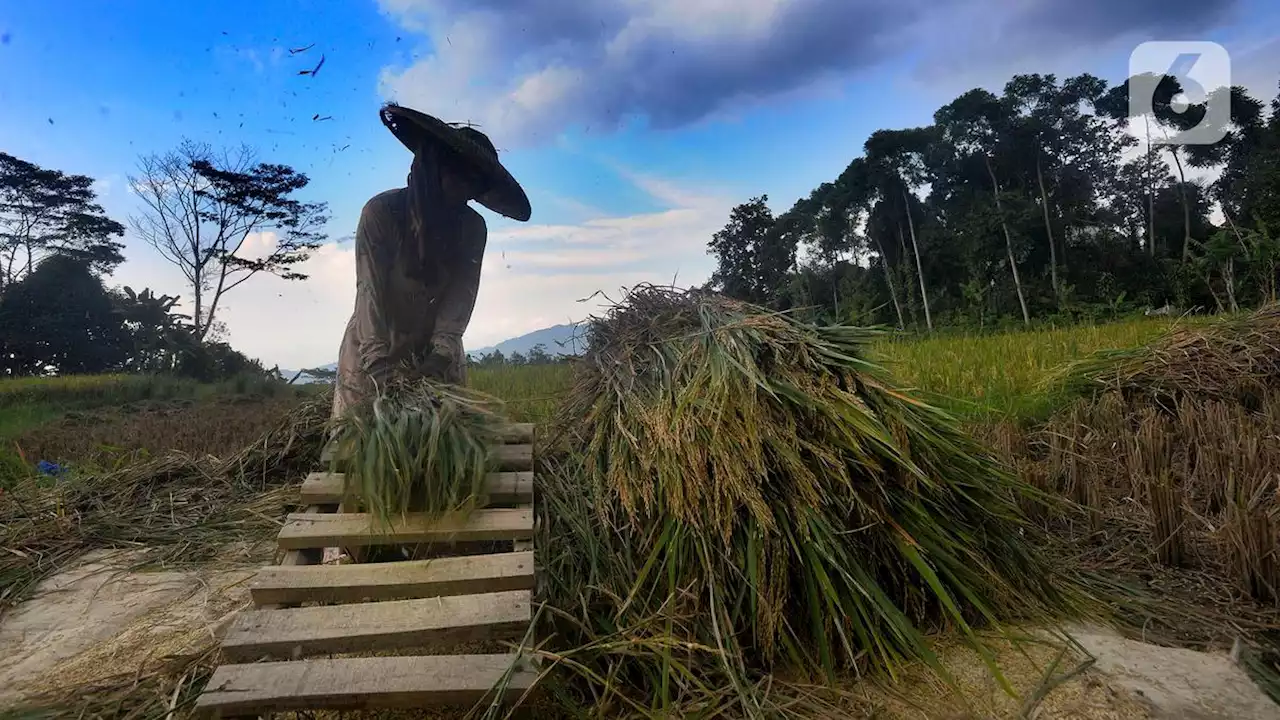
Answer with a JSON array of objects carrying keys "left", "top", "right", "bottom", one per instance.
[{"left": 2, "top": 0, "right": 1277, "bottom": 368}]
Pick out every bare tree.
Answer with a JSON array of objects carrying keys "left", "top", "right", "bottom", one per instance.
[{"left": 128, "top": 139, "right": 328, "bottom": 340}]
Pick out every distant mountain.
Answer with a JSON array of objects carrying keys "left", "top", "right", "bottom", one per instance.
[
  {"left": 467, "top": 323, "right": 585, "bottom": 359},
  {"left": 280, "top": 323, "right": 585, "bottom": 382},
  {"left": 277, "top": 362, "right": 337, "bottom": 385}
]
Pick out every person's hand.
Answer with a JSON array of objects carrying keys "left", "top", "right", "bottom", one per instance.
[{"left": 420, "top": 350, "right": 452, "bottom": 379}]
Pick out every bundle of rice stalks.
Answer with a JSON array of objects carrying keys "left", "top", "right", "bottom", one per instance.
[
  {"left": 328, "top": 378, "right": 507, "bottom": 524},
  {"left": 1, "top": 391, "right": 330, "bottom": 617},
  {"left": 534, "top": 286, "right": 1083, "bottom": 717},
  {"left": 1051, "top": 304, "right": 1280, "bottom": 409}
]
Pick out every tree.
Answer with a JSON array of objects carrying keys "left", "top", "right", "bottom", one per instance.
[
  {"left": 527, "top": 343, "right": 551, "bottom": 365},
  {"left": 129, "top": 140, "right": 329, "bottom": 341},
  {"left": 707, "top": 196, "right": 794, "bottom": 305},
  {"left": 863, "top": 128, "right": 936, "bottom": 330},
  {"left": 0, "top": 152, "right": 125, "bottom": 291},
  {"left": 935, "top": 89, "right": 1032, "bottom": 325},
  {"left": 112, "top": 286, "right": 191, "bottom": 373},
  {"left": 0, "top": 255, "right": 126, "bottom": 375}
]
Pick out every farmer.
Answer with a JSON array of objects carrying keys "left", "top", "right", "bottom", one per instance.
[{"left": 332, "top": 103, "right": 531, "bottom": 421}]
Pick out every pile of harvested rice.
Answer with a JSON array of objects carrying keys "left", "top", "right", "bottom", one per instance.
[
  {"left": 533, "top": 286, "right": 1084, "bottom": 717},
  {"left": 1053, "top": 303, "right": 1280, "bottom": 409},
  {"left": 328, "top": 378, "right": 508, "bottom": 523}
]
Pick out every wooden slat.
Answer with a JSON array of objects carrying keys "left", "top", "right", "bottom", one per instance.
[
  {"left": 496, "top": 444, "right": 533, "bottom": 471},
  {"left": 321, "top": 424, "right": 530, "bottom": 461},
  {"left": 221, "top": 589, "right": 530, "bottom": 661},
  {"left": 196, "top": 653, "right": 536, "bottom": 715},
  {"left": 250, "top": 551, "right": 534, "bottom": 606},
  {"left": 500, "top": 423, "right": 535, "bottom": 444},
  {"left": 277, "top": 509, "right": 533, "bottom": 550},
  {"left": 300, "top": 471, "right": 533, "bottom": 506},
  {"left": 321, "top": 443, "right": 529, "bottom": 472}
]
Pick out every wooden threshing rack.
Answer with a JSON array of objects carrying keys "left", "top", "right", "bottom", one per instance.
[{"left": 194, "top": 424, "right": 540, "bottom": 717}]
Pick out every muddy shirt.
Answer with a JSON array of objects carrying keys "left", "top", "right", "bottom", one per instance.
[{"left": 332, "top": 188, "right": 486, "bottom": 420}]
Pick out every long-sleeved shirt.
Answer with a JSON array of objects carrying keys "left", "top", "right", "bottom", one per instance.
[{"left": 332, "top": 187, "right": 486, "bottom": 419}]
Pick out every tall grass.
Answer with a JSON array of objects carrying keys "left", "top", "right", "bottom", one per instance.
[
  {"left": 469, "top": 364, "right": 571, "bottom": 424},
  {"left": 0, "top": 372, "right": 304, "bottom": 411},
  {"left": 871, "top": 316, "right": 1206, "bottom": 419}
]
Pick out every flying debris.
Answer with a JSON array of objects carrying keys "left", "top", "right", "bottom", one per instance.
[
  {"left": 298, "top": 54, "right": 325, "bottom": 76},
  {"left": 313, "top": 114, "right": 333, "bottom": 122},
  {"left": 46, "top": 118, "right": 53, "bottom": 125},
  {"left": 336, "top": 144, "right": 350, "bottom": 152},
  {"left": 289, "top": 43, "right": 315, "bottom": 55}
]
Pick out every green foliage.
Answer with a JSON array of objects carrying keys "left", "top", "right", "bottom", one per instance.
[
  {"left": 706, "top": 194, "right": 792, "bottom": 305},
  {"left": 0, "top": 151, "right": 125, "bottom": 290},
  {"left": 0, "top": 255, "right": 127, "bottom": 376},
  {"left": 707, "top": 72, "right": 1280, "bottom": 329}
]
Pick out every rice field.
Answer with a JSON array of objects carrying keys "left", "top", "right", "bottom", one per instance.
[
  {"left": 0, "top": 316, "right": 1198, "bottom": 440},
  {"left": 469, "top": 315, "right": 1205, "bottom": 423},
  {"left": 872, "top": 316, "right": 1210, "bottom": 419}
]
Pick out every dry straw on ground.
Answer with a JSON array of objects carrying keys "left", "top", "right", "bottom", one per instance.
[
  {"left": 1, "top": 392, "right": 330, "bottom": 619},
  {"left": 997, "top": 304, "right": 1280, "bottom": 700},
  {"left": 531, "top": 285, "right": 1088, "bottom": 718}
]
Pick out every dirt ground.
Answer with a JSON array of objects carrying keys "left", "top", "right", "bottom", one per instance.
[
  {"left": 1, "top": 553, "right": 1275, "bottom": 719},
  {"left": 0, "top": 549, "right": 256, "bottom": 707}
]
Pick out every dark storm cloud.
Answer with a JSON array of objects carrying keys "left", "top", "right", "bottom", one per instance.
[
  {"left": 379, "top": 0, "right": 1244, "bottom": 145},
  {"left": 1006, "top": 0, "right": 1239, "bottom": 44}
]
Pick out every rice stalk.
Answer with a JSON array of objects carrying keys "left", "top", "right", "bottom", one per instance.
[
  {"left": 535, "top": 285, "right": 1088, "bottom": 718},
  {"left": 328, "top": 378, "right": 506, "bottom": 526}
]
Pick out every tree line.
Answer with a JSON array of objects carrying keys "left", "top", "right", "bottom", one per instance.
[
  {"left": 0, "top": 141, "right": 328, "bottom": 379},
  {"left": 706, "top": 72, "right": 1280, "bottom": 330},
  {"left": 470, "top": 344, "right": 573, "bottom": 367}
]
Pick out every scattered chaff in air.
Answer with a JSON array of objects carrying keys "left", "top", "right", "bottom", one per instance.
[
  {"left": 298, "top": 54, "right": 325, "bottom": 76},
  {"left": 289, "top": 43, "right": 315, "bottom": 55}
]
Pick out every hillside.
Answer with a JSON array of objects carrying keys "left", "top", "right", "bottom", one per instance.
[
  {"left": 467, "top": 323, "right": 584, "bottom": 358},
  {"left": 279, "top": 323, "right": 584, "bottom": 383}
]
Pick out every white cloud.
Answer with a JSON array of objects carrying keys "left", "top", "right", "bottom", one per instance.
[{"left": 111, "top": 170, "right": 731, "bottom": 370}]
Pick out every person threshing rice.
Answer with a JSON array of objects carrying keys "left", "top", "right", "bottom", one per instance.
[{"left": 332, "top": 104, "right": 531, "bottom": 421}]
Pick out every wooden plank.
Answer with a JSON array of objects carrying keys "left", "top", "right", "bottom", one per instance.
[
  {"left": 196, "top": 653, "right": 536, "bottom": 716},
  {"left": 250, "top": 551, "right": 534, "bottom": 606},
  {"left": 277, "top": 508, "right": 533, "bottom": 550},
  {"left": 221, "top": 590, "right": 531, "bottom": 661},
  {"left": 258, "top": 504, "right": 327, "bottom": 612},
  {"left": 337, "top": 498, "right": 368, "bottom": 565},
  {"left": 497, "top": 444, "right": 533, "bottom": 471},
  {"left": 500, "top": 423, "right": 535, "bottom": 444},
  {"left": 300, "top": 471, "right": 533, "bottom": 506},
  {"left": 318, "top": 442, "right": 529, "bottom": 472},
  {"left": 321, "top": 424, "right": 529, "bottom": 460}
]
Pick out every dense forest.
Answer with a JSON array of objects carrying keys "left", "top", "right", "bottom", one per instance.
[{"left": 706, "top": 72, "right": 1280, "bottom": 330}]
